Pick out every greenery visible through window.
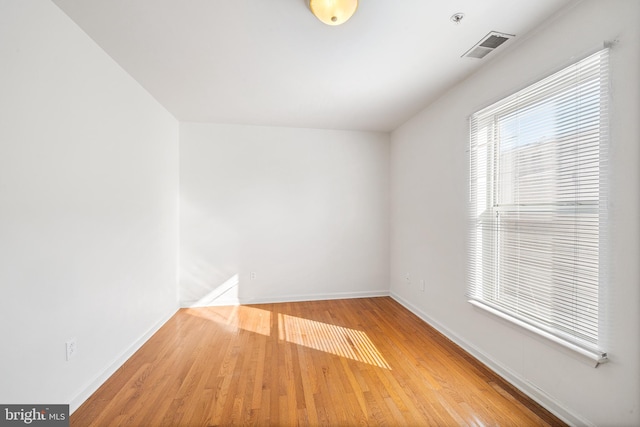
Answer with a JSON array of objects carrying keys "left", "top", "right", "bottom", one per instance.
[{"left": 467, "top": 49, "right": 609, "bottom": 363}]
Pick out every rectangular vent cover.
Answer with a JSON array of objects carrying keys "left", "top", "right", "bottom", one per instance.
[{"left": 463, "top": 31, "right": 514, "bottom": 59}]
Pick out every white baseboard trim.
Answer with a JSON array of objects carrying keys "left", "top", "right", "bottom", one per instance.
[
  {"left": 68, "top": 307, "right": 179, "bottom": 414},
  {"left": 389, "top": 292, "right": 592, "bottom": 427},
  {"left": 181, "top": 289, "right": 390, "bottom": 307},
  {"left": 240, "top": 289, "right": 390, "bottom": 305}
]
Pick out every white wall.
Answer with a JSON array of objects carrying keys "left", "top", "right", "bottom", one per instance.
[
  {"left": 390, "top": 1, "right": 639, "bottom": 425},
  {"left": 180, "top": 123, "right": 389, "bottom": 306},
  {"left": 0, "top": 0, "right": 179, "bottom": 411}
]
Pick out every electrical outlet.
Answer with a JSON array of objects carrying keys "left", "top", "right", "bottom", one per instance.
[
  {"left": 250, "top": 272, "right": 256, "bottom": 280},
  {"left": 420, "top": 280, "right": 425, "bottom": 291},
  {"left": 66, "top": 339, "right": 77, "bottom": 361}
]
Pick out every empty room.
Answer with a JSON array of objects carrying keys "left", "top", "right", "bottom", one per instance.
[{"left": 1, "top": 0, "right": 638, "bottom": 426}]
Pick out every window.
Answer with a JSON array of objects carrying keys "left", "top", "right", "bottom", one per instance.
[{"left": 468, "top": 49, "right": 609, "bottom": 363}]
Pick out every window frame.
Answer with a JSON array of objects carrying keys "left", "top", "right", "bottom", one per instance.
[{"left": 467, "top": 48, "right": 609, "bottom": 364}]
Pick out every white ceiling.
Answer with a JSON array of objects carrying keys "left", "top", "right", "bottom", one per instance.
[{"left": 52, "top": 0, "right": 577, "bottom": 132}]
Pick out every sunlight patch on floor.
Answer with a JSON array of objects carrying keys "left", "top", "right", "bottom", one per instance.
[
  {"left": 278, "top": 313, "right": 391, "bottom": 369},
  {"left": 186, "top": 305, "right": 271, "bottom": 336}
]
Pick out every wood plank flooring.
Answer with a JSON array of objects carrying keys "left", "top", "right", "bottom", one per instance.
[{"left": 71, "top": 297, "right": 567, "bottom": 426}]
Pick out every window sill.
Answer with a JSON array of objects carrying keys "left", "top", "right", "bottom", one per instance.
[{"left": 468, "top": 299, "right": 608, "bottom": 367}]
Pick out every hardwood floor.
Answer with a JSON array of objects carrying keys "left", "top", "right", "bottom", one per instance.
[{"left": 71, "top": 297, "right": 566, "bottom": 426}]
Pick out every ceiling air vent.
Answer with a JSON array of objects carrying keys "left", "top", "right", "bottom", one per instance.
[{"left": 463, "top": 31, "right": 514, "bottom": 59}]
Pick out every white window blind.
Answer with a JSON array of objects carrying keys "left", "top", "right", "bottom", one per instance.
[{"left": 468, "top": 49, "right": 609, "bottom": 363}]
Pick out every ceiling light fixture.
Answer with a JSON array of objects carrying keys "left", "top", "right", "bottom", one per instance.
[{"left": 309, "top": 0, "right": 358, "bottom": 26}]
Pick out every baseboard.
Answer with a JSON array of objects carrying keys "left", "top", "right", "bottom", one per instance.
[
  {"left": 181, "top": 289, "right": 390, "bottom": 307},
  {"left": 240, "top": 289, "right": 390, "bottom": 305},
  {"left": 389, "top": 292, "right": 592, "bottom": 427},
  {"left": 68, "top": 307, "right": 179, "bottom": 414}
]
